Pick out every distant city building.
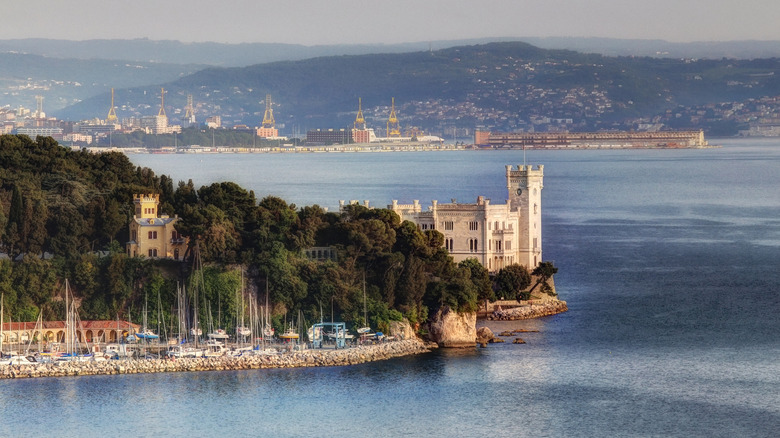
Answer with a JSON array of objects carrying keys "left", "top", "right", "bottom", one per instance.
[
  {"left": 306, "top": 128, "right": 352, "bottom": 145},
  {"left": 126, "top": 194, "right": 187, "bottom": 260},
  {"left": 256, "top": 126, "right": 278, "bottom": 138},
  {"left": 63, "top": 133, "right": 93, "bottom": 144},
  {"left": 15, "top": 126, "right": 63, "bottom": 138},
  {"left": 76, "top": 123, "right": 117, "bottom": 135},
  {"left": 205, "top": 116, "right": 221, "bottom": 128},
  {"left": 352, "top": 128, "right": 372, "bottom": 143},
  {"left": 476, "top": 130, "right": 708, "bottom": 148}
]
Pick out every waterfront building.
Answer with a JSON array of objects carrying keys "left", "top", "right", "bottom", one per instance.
[
  {"left": 256, "top": 126, "right": 279, "bottom": 138},
  {"left": 389, "top": 165, "right": 544, "bottom": 272},
  {"left": 306, "top": 128, "right": 352, "bottom": 145},
  {"left": 126, "top": 194, "right": 187, "bottom": 260},
  {"left": 1, "top": 320, "right": 139, "bottom": 346},
  {"left": 476, "top": 130, "right": 708, "bottom": 148},
  {"left": 352, "top": 128, "right": 372, "bottom": 143}
]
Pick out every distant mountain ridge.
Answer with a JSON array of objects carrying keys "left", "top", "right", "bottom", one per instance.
[
  {"left": 2, "top": 37, "right": 780, "bottom": 68},
  {"left": 3, "top": 39, "right": 780, "bottom": 135}
]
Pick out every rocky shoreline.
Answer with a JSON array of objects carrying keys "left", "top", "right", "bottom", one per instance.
[
  {"left": 486, "top": 299, "right": 568, "bottom": 321},
  {"left": 0, "top": 339, "right": 429, "bottom": 380}
]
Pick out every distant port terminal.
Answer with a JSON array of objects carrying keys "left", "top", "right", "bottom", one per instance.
[
  {"left": 9, "top": 89, "right": 712, "bottom": 153},
  {"left": 475, "top": 129, "right": 711, "bottom": 149}
]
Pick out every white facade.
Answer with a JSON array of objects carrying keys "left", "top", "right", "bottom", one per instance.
[{"left": 390, "top": 165, "right": 544, "bottom": 272}]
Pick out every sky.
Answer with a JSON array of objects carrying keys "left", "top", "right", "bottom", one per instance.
[{"left": 4, "top": 0, "right": 780, "bottom": 45}]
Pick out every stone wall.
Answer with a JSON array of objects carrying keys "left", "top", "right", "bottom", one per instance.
[{"left": 487, "top": 299, "right": 568, "bottom": 320}]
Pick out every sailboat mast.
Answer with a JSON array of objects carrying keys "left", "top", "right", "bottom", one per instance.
[{"left": 1, "top": 293, "right": 4, "bottom": 354}]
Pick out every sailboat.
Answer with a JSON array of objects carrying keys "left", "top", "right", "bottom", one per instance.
[
  {"left": 135, "top": 295, "right": 159, "bottom": 341},
  {"left": 357, "top": 274, "right": 371, "bottom": 334}
]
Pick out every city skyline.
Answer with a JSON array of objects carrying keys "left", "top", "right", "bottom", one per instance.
[{"left": 4, "top": 0, "right": 780, "bottom": 46}]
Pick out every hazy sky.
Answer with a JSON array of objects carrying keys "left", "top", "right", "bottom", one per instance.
[{"left": 5, "top": 0, "right": 780, "bottom": 45}]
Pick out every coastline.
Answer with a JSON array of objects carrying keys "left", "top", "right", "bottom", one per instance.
[
  {"left": 0, "top": 339, "right": 429, "bottom": 380},
  {"left": 485, "top": 299, "right": 569, "bottom": 321},
  {"left": 90, "top": 143, "right": 717, "bottom": 155}
]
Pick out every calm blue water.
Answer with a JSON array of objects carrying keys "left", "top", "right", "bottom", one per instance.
[{"left": 2, "top": 139, "right": 780, "bottom": 437}]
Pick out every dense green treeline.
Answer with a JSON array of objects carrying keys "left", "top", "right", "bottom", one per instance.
[{"left": 0, "top": 134, "right": 546, "bottom": 335}]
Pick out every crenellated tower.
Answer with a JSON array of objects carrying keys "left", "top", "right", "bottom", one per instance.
[
  {"left": 506, "top": 164, "right": 544, "bottom": 267},
  {"left": 133, "top": 193, "right": 160, "bottom": 218}
]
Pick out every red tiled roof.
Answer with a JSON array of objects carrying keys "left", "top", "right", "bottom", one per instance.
[{"left": 1, "top": 320, "right": 139, "bottom": 331}]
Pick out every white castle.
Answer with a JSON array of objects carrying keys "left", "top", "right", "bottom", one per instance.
[{"left": 342, "top": 165, "right": 544, "bottom": 273}]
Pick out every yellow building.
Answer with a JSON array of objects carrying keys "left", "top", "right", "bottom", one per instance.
[{"left": 126, "top": 194, "right": 188, "bottom": 260}]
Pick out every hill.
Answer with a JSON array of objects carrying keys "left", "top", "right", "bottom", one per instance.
[
  {"left": 0, "top": 134, "right": 492, "bottom": 333},
  {"left": 57, "top": 41, "right": 780, "bottom": 134},
  {"left": 0, "top": 52, "right": 202, "bottom": 112}
]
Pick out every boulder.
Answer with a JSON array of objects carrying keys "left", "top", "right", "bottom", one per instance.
[
  {"left": 476, "top": 326, "right": 494, "bottom": 344},
  {"left": 427, "top": 306, "right": 477, "bottom": 348}
]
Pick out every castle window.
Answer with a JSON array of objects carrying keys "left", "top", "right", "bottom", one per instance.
[
  {"left": 494, "top": 221, "right": 499, "bottom": 230},
  {"left": 444, "top": 221, "right": 454, "bottom": 231},
  {"left": 148, "top": 248, "right": 158, "bottom": 257},
  {"left": 469, "top": 221, "right": 478, "bottom": 231},
  {"left": 148, "top": 231, "right": 158, "bottom": 240}
]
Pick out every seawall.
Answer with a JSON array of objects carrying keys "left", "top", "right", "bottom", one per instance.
[
  {"left": 486, "top": 300, "right": 568, "bottom": 321},
  {"left": 0, "top": 339, "right": 429, "bottom": 380}
]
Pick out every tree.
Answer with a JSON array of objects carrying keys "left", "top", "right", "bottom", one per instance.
[
  {"left": 494, "top": 264, "right": 532, "bottom": 301},
  {"left": 528, "top": 262, "right": 558, "bottom": 296},
  {"left": 460, "top": 258, "right": 494, "bottom": 312}
]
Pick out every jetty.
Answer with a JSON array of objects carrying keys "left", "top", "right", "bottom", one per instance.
[{"left": 0, "top": 339, "right": 429, "bottom": 380}]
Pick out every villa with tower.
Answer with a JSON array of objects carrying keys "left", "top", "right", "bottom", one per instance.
[
  {"left": 387, "top": 164, "right": 544, "bottom": 272},
  {"left": 126, "top": 194, "right": 188, "bottom": 260}
]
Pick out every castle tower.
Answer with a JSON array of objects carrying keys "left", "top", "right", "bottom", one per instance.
[
  {"left": 127, "top": 194, "right": 187, "bottom": 260},
  {"left": 133, "top": 194, "right": 160, "bottom": 219},
  {"left": 386, "top": 97, "right": 400, "bottom": 137},
  {"left": 107, "top": 88, "right": 118, "bottom": 123},
  {"left": 506, "top": 164, "right": 544, "bottom": 267}
]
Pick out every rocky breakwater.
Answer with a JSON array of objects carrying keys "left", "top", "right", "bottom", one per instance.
[
  {"left": 487, "top": 299, "right": 568, "bottom": 321},
  {"left": 0, "top": 339, "right": 429, "bottom": 380},
  {"left": 427, "top": 306, "right": 477, "bottom": 348}
]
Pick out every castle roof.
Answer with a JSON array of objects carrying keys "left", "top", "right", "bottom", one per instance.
[{"left": 134, "top": 217, "right": 177, "bottom": 226}]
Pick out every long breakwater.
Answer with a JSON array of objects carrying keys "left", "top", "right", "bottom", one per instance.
[{"left": 0, "top": 339, "right": 429, "bottom": 380}]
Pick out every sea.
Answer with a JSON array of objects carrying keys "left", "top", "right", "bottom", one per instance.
[{"left": 2, "top": 138, "right": 779, "bottom": 437}]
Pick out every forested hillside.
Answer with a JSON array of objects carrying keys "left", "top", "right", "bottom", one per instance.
[{"left": 1, "top": 135, "right": 543, "bottom": 335}]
